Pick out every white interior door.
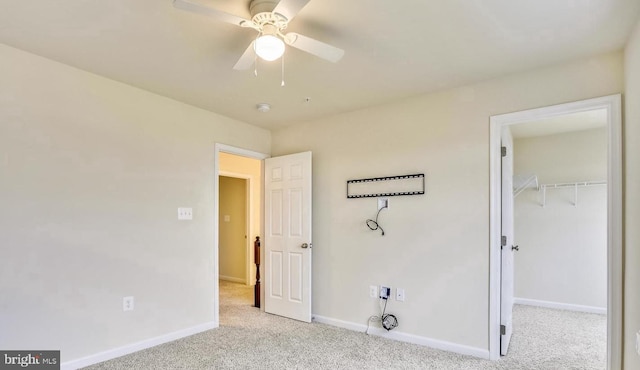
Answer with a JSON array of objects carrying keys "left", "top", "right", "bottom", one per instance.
[
  {"left": 500, "top": 127, "right": 515, "bottom": 355},
  {"left": 264, "top": 151, "right": 312, "bottom": 322}
]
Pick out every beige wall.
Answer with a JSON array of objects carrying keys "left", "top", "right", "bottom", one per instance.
[
  {"left": 218, "top": 176, "right": 249, "bottom": 284},
  {"left": 514, "top": 129, "right": 607, "bottom": 309},
  {"left": 219, "top": 176, "right": 247, "bottom": 282},
  {"left": 219, "top": 152, "right": 262, "bottom": 286},
  {"left": 271, "top": 51, "right": 623, "bottom": 351},
  {"left": 0, "top": 44, "right": 270, "bottom": 362},
  {"left": 624, "top": 17, "right": 640, "bottom": 370}
]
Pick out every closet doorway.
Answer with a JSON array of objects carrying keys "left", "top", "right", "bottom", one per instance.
[{"left": 489, "top": 94, "right": 622, "bottom": 367}]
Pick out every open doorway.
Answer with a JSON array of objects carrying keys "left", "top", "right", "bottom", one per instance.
[
  {"left": 219, "top": 175, "right": 249, "bottom": 284},
  {"left": 215, "top": 147, "right": 266, "bottom": 324},
  {"left": 213, "top": 144, "right": 313, "bottom": 325},
  {"left": 508, "top": 112, "right": 608, "bottom": 366},
  {"left": 489, "top": 95, "right": 622, "bottom": 367}
]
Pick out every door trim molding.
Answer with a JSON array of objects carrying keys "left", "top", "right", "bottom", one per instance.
[
  {"left": 488, "top": 94, "right": 622, "bottom": 368},
  {"left": 214, "top": 144, "right": 268, "bottom": 325}
]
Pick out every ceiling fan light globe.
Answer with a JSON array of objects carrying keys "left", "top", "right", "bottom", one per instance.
[{"left": 255, "top": 35, "right": 285, "bottom": 61}]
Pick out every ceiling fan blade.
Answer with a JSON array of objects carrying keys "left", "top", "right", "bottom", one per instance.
[
  {"left": 173, "top": 0, "right": 251, "bottom": 28},
  {"left": 285, "top": 33, "right": 344, "bottom": 63},
  {"left": 233, "top": 42, "right": 256, "bottom": 70},
  {"left": 273, "top": 0, "right": 312, "bottom": 21}
]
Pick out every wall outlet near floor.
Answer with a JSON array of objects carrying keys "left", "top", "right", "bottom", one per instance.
[
  {"left": 396, "top": 288, "right": 405, "bottom": 302},
  {"left": 379, "top": 286, "right": 391, "bottom": 299},
  {"left": 369, "top": 285, "right": 378, "bottom": 298},
  {"left": 123, "top": 296, "right": 134, "bottom": 311},
  {"left": 636, "top": 330, "right": 640, "bottom": 356}
]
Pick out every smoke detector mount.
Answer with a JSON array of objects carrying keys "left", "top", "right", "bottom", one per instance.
[{"left": 257, "top": 103, "right": 271, "bottom": 113}]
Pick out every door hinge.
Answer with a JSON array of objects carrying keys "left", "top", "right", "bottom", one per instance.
[
  {"left": 501, "top": 146, "right": 507, "bottom": 157},
  {"left": 500, "top": 325, "right": 506, "bottom": 335},
  {"left": 501, "top": 235, "right": 507, "bottom": 247}
]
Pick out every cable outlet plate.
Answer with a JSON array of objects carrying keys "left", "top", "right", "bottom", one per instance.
[
  {"left": 396, "top": 288, "right": 405, "bottom": 302},
  {"left": 379, "top": 286, "right": 391, "bottom": 299},
  {"left": 377, "top": 198, "right": 389, "bottom": 211}
]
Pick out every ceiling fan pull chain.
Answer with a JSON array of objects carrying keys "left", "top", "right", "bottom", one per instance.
[{"left": 281, "top": 52, "right": 286, "bottom": 87}]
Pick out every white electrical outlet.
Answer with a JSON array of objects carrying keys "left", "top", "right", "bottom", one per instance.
[
  {"left": 636, "top": 331, "right": 640, "bottom": 356},
  {"left": 369, "top": 285, "right": 378, "bottom": 298},
  {"left": 123, "top": 296, "right": 134, "bottom": 311},
  {"left": 379, "top": 286, "right": 391, "bottom": 299},
  {"left": 396, "top": 288, "right": 405, "bottom": 302},
  {"left": 178, "top": 207, "right": 193, "bottom": 220}
]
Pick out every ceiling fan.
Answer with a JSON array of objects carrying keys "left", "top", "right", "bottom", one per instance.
[{"left": 173, "top": 0, "right": 345, "bottom": 70}]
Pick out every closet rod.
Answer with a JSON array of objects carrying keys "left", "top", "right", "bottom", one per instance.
[{"left": 539, "top": 180, "right": 606, "bottom": 207}]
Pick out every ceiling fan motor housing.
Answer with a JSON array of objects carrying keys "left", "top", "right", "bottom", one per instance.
[
  {"left": 252, "top": 13, "right": 288, "bottom": 31},
  {"left": 249, "top": 0, "right": 289, "bottom": 35},
  {"left": 250, "top": 0, "right": 280, "bottom": 17}
]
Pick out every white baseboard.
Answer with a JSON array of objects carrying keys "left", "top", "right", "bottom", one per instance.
[
  {"left": 61, "top": 321, "right": 218, "bottom": 370},
  {"left": 219, "top": 275, "right": 245, "bottom": 284},
  {"left": 514, "top": 298, "right": 606, "bottom": 315},
  {"left": 312, "top": 315, "right": 490, "bottom": 360}
]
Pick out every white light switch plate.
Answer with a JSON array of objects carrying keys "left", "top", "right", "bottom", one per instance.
[{"left": 178, "top": 207, "right": 193, "bottom": 220}]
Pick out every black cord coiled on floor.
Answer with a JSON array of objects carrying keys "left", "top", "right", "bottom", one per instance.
[{"left": 380, "top": 298, "right": 398, "bottom": 331}]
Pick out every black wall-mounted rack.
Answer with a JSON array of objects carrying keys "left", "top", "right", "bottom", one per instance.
[{"left": 347, "top": 173, "right": 425, "bottom": 198}]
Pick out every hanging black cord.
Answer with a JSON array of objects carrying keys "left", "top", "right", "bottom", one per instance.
[{"left": 366, "top": 206, "right": 386, "bottom": 236}]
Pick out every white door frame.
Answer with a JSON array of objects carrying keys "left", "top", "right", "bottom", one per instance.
[
  {"left": 213, "top": 143, "right": 268, "bottom": 326},
  {"left": 488, "top": 94, "right": 622, "bottom": 368},
  {"left": 219, "top": 171, "right": 252, "bottom": 285},
  {"left": 499, "top": 127, "right": 515, "bottom": 355}
]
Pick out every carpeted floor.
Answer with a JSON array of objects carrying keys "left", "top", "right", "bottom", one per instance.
[{"left": 83, "top": 281, "right": 606, "bottom": 369}]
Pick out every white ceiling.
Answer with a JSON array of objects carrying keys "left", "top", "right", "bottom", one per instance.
[
  {"left": 510, "top": 109, "right": 608, "bottom": 138},
  {"left": 1, "top": 0, "right": 639, "bottom": 130}
]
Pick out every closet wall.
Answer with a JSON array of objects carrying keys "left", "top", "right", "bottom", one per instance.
[{"left": 513, "top": 127, "right": 607, "bottom": 311}]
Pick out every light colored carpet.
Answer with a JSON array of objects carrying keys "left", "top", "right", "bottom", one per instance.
[{"left": 83, "top": 281, "right": 605, "bottom": 369}]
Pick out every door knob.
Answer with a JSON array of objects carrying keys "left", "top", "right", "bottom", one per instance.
[
  {"left": 301, "top": 243, "right": 311, "bottom": 249},
  {"left": 512, "top": 245, "right": 519, "bottom": 251}
]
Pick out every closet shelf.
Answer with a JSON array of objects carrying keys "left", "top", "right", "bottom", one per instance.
[{"left": 539, "top": 180, "right": 606, "bottom": 207}]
